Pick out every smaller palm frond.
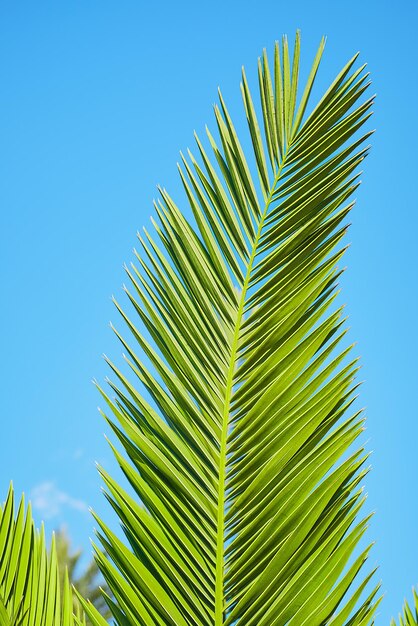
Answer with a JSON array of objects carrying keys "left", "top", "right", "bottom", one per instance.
[
  {"left": 392, "top": 589, "right": 418, "bottom": 626},
  {"left": 0, "top": 484, "right": 86, "bottom": 626}
]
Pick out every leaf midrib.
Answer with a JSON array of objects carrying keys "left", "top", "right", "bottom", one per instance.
[{"left": 215, "top": 159, "right": 287, "bottom": 624}]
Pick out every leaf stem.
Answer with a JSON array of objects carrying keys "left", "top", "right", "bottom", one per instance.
[{"left": 215, "top": 159, "right": 286, "bottom": 624}]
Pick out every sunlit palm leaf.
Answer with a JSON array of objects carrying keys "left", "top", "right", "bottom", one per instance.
[
  {"left": 82, "top": 32, "right": 381, "bottom": 625},
  {"left": 0, "top": 485, "right": 86, "bottom": 626},
  {"left": 392, "top": 589, "right": 418, "bottom": 626}
]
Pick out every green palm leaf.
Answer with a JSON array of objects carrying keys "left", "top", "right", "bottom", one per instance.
[
  {"left": 82, "top": 32, "right": 381, "bottom": 625},
  {"left": 0, "top": 484, "right": 86, "bottom": 626},
  {"left": 392, "top": 589, "right": 418, "bottom": 626}
]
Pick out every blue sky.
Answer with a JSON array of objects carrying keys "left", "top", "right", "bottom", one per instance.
[{"left": 0, "top": 1, "right": 417, "bottom": 622}]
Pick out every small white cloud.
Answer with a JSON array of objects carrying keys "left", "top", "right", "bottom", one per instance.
[
  {"left": 30, "top": 482, "right": 88, "bottom": 519},
  {"left": 73, "top": 448, "right": 84, "bottom": 460}
]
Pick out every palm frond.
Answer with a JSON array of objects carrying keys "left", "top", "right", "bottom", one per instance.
[
  {"left": 0, "top": 484, "right": 86, "bottom": 626},
  {"left": 391, "top": 589, "right": 418, "bottom": 626},
  {"left": 84, "top": 32, "right": 381, "bottom": 625}
]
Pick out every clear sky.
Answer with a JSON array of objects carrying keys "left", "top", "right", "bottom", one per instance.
[{"left": 0, "top": 1, "right": 417, "bottom": 623}]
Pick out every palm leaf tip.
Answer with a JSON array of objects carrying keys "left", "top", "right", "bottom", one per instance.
[
  {"left": 94, "top": 32, "right": 380, "bottom": 625},
  {"left": 392, "top": 588, "right": 418, "bottom": 626}
]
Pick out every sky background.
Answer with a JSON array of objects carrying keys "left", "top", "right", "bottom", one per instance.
[{"left": 0, "top": 1, "right": 417, "bottom": 623}]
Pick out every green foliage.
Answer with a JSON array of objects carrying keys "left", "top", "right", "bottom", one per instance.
[
  {"left": 392, "top": 590, "right": 418, "bottom": 626},
  {"left": 79, "top": 32, "right": 383, "bottom": 625},
  {"left": 55, "top": 528, "right": 111, "bottom": 621},
  {"left": 0, "top": 485, "right": 85, "bottom": 626}
]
